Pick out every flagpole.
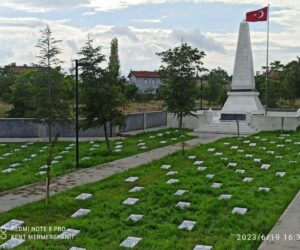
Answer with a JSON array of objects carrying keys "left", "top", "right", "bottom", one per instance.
[{"left": 265, "top": 4, "right": 270, "bottom": 114}]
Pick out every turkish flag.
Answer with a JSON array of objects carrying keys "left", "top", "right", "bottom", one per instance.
[{"left": 246, "top": 6, "right": 268, "bottom": 22}]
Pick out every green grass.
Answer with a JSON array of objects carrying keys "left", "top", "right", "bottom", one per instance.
[
  {"left": 0, "top": 129, "right": 193, "bottom": 192},
  {"left": 0, "top": 131, "right": 299, "bottom": 249}
]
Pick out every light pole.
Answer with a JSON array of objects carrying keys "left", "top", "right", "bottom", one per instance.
[{"left": 75, "top": 60, "right": 80, "bottom": 168}]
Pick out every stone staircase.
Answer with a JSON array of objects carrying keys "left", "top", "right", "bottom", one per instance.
[{"left": 194, "top": 120, "right": 259, "bottom": 135}]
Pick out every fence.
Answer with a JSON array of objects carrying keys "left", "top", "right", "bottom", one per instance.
[{"left": 0, "top": 111, "right": 167, "bottom": 138}]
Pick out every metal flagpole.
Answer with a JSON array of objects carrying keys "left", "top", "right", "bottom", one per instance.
[{"left": 265, "top": 4, "right": 270, "bottom": 114}]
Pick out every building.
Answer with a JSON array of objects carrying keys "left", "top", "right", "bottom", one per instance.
[
  {"left": 128, "top": 70, "right": 162, "bottom": 94},
  {"left": 9, "top": 63, "right": 47, "bottom": 74}
]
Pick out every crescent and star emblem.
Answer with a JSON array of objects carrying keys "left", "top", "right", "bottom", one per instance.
[{"left": 255, "top": 10, "right": 265, "bottom": 19}]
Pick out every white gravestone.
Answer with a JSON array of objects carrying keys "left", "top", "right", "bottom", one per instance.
[
  {"left": 1, "top": 219, "right": 24, "bottom": 231},
  {"left": 232, "top": 207, "right": 247, "bottom": 215},
  {"left": 176, "top": 202, "right": 191, "bottom": 209},
  {"left": 124, "top": 177, "right": 139, "bottom": 183},
  {"left": 276, "top": 172, "right": 286, "bottom": 177},
  {"left": 128, "top": 214, "right": 143, "bottom": 222},
  {"left": 243, "top": 177, "right": 253, "bottom": 183},
  {"left": 261, "top": 164, "right": 270, "bottom": 170},
  {"left": 174, "top": 190, "right": 187, "bottom": 196},
  {"left": 69, "top": 247, "right": 86, "bottom": 250},
  {"left": 160, "top": 165, "right": 171, "bottom": 170},
  {"left": 219, "top": 194, "right": 232, "bottom": 200},
  {"left": 198, "top": 167, "right": 207, "bottom": 171},
  {"left": 178, "top": 220, "right": 196, "bottom": 231},
  {"left": 58, "top": 229, "right": 80, "bottom": 239},
  {"left": 166, "top": 171, "right": 178, "bottom": 176},
  {"left": 193, "top": 245, "right": 213, "bottom": 250},
  {"left": 71, "top": 209, "right": 91, "bottom": 218},
  {"left": 120, "top": 237, "right": 142, "bottom": 248},
  {"left": 206, "top": 174, "right": 215, "bottom": 179},
  {"left": 123, "top": 198, "right": 139, "bottom": 205},
  {"left": 258, "top": 187, "right": 270, "bottom": 192},
  {"left": 188, "top": 156, "right": 196, "bottom": 160},
  {"left": 194, "top": 161, "right": 204, "bottom": 165},
  {"left": 129, "top": 186, "right": 144, "bottom": 193},
  {"left": 75, "top": 193, "right": 92, "bottom": 200},
  {"left": 211, "top": 183, "right": 222, "bottom": 188},
  {"left": 166, "top": 179, "right": 179, "bottom": 184},
  {"left": 0, "top": 238, "right": 25, "bottom": 249},
  {"left": 235, "top": 169, "right": 245, "bottom": 174}
]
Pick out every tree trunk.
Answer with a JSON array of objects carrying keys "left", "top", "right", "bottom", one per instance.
[
  {"left": 104, "top": 123, "right": 112, "bottom": 153},
  {"left": 109, "top": 120, "right": 113, "bottom": 138},
  {"left": 48, "top": 123, "right": 52, "bottom": 143},
  {"left": 45, "top": 172, "right": 50, "bottom": 205},
  {"left": 178, "top": 113, "right": 183, "bottom": 132},
  {"left": 236, "top": 118, "right": 240, "bottom": 138}
]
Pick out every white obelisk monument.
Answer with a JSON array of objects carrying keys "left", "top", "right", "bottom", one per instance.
[{"left": 221, "top": 21, "right": 264, "bottom": 120}]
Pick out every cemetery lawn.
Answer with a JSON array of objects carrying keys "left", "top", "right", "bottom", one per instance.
[
  {"left": 0, "top": 129, "right": 193, "bottom": 192},
  {"left": 1, "top": 131, "right": 300, "bottom": 249}
]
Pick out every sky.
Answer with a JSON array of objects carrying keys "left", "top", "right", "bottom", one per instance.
[{"left": 0, "top": 0, "right": 299, "bottom": 76}]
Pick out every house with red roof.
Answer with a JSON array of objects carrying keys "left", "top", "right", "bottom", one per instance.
[{"left": 128, "top": 70, "right": 162, "bottom": 94}]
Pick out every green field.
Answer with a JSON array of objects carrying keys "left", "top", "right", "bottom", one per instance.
[
  {"left": 0, "top": 129, "right": 193, "bottom": 192},
  {"left": 0, "top": 131, "right": 299, "bottom": 249}
]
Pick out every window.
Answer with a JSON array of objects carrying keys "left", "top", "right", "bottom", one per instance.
[
  {"left": 152, "top": 79, "right": 156, "bottom": 84},
  {"left": 144, "top": 79, "right": 148, "bottom": 84}
]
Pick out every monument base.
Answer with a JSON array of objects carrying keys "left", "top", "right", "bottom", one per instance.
[{"left": 221, "top": 91, "right": 265, "bottom": 120}]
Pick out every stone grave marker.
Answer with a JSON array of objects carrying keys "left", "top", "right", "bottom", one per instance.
[
  {"left": 123, "top": 198, "right": 139, "bottom": 205},
  {"left": 166, "top": 179, "right": 179, "bottom": 184},
  {"left": 178, "top": 220, "right": 196, "bottom": 231},
  {"left": 211, "top": 183, "right": 222, "bottom": 188},
  {"left": 0, "top": 219, "right": 24, "bottom": 231},
  {"left": 174, "top": 190, "right": 187, "bottom": 196},
  {"left": 69, "top": 247, "right": 86, "bottom": 250},
  {"left": 57, "top": 229, "right": 80, "bottom": 239},
  {"left": 227, "top": 162, "right": 237, "bottom": 167},
  {"left": 75, "top": 193, "right": 92, "bottom": 200},
  {"left": 120, "top": 237, "right": 142, "bottom": 248},
  {"left": 206, "top": 174, "right": 215, "bottom": 179},
  {"left": 71, "top": 209, "right": 91, "bottom": 218},
  {"left": 218, "top": 194, "right": 232, "bottom": 200},
  {"left": 176, "top": 202, "right": 191, "bottom": 209},
  {"left": 2, "top": 168, "right": 15, "bottom": 173},
  {"left": 276, "top": 172, "right": 286, "bottom": 177},
  {"left": 261, "top": 164, "right": 270, "bottom": 170},
  {"left": 188, "top": 155, "right": 196, "bottom": 160},
  {"left": 194, "top": 161, "right": 204, "bottom": 165},
  {"left": 243, "top": 177, "right": 253, "bottom": 183},
  {"left": 129, "top": 186, "right": 144, "bottom": 193},
  {"left": 166, "top": 171, "right": 178, "bottom": 176},
  {"left": 258, "top": 187, "right": 270, "bottom": 192},
  {"left": 245, "top": 154, "right": 253, "bottom": 158},
  {"left": 207, "top": 148, "right": 215, "bottom": 152},
  {"left": 128, "top": 214, "right": 143, "bottom": 222},
  {"left": 254, "top": 158, "right": 261, "bottom": 163},
  {"left": 124, "top": 177, "right": 139, "bottom": 183},
  {"left": 232, "top": 207, "right": 247, "bottom": 215},
  {"left": 0, "top": 238, "right": 25, "bottom": 249},
  {"left": 235, "top": 169, "right": 245, "bottom": 174},
  {"left": 193, "top": 245, "right": 213, "bottom": 250},
  {"left": 161, "top": 164, "right": 171, "bottom": 170},
  {"left": 197, "top": 167, "right": 207, "bottom": 171}
]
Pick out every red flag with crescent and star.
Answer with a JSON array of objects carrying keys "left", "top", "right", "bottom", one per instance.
[{"left": 246, "top": 6, "right": 268, "bottom": 22}]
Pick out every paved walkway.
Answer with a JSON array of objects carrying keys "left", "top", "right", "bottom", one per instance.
[
  {"left": 0, "top": 133, "right": 228, "bottom": 213},
  {"left": 258, "top": 190, "right": 300, "bottom": 250}
]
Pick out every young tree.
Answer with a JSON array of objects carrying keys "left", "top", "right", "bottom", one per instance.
[
  {"left": 78, "top": 37, "right": 126, "bottom": 152},
  {"left": 0, "top": 66, "right": 16, "bottom": 104},
  {"left": 36, "top": 25, "right": 63, "bottom": 68},
  {"left": 157, "top": 43, "right": 206, "bottom": 131}
]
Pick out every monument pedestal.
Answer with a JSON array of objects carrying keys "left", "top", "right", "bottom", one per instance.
[{"left": 221, "top": 91, "right": 264, "bottom": 120}]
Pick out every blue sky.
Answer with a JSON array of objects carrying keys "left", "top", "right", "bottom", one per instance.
[{"left": 0, "top": 0, "right": 299, "bottom": 75}]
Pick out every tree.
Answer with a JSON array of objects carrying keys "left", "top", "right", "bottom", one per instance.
[
  {"left": 36, "top": 25, "right": 63, "bottom": 68},
  {"left": 124, "top": 84, "right": 138, "bottom": 101},
  {"left": 0, "top": 66, "right": 16, "bottom": 104},
  {"left": 157, "top": 43, "right": 206, "bottom": 131},
  {"left": 78, "top": 37, "right": 126, "bottom": 152},
  {"left": 108, "top": 38, "right": 122, "bottom": 137},
  {"left": 205, "top": 67, "right": 229, "bottom": 106}
]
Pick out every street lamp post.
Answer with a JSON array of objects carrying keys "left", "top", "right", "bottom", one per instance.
[
  {"left": 75, "top": 60, "right": 80, "bottom": 168},
  {"left": 200, "top": 77, "right": 203, "bottom": 110}
]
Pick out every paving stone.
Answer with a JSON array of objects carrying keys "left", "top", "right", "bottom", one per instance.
[
  {"left": 129, "top": 186, "right": 144, "bottom": 193},
  {"left": 123, "top": 198, "right": 139, "bottom": 205},
  {"left": 194, "top": 161, "right": 204, "bottom": 165},
  {"left": 174, "top": 190, "right": 187, "bottom": 196},
  {"left": 243, "top": 177, "right": 253, "bottom": 183},
  {"left": 261, "top": 164, "right": 271, "bottom": 170},
  {"left": 57, "top": 228, "right": 80, "bottom": 239},
  {"left": 235, "top": 169, "right": 245, "bottom": 174},
  {"left": 218, "top": 194, "right": 232, "bottom": 200},
  {"left": 232, "top": 207, "right": 247, "bottom": 215},
  {"left": 166, "top": 171, "right": 178, "bottom": 176},
  {"left": 211, "top": 183, "right": 222, "bottom": 188},
  {"left": 258, "top": 187, "right": 270, "bottom": 192},
  {"left": 2, "top": 168, "right": 15, "bottom": 173},
  {"left": 276, "top": 172, "right": 286, "bottom": 177},
  {"left": 178, "top": 220, "right": 196, "bottom": 231},
  {"left": 75, "top": 193, "right": 92, "bottom": 200},
  {"left": 120, "top": 236, "right": 142, "bottom": 248},
  {"left": 0, "top": 238, "right": 25, "bottom": 249},
  {"left": 160, "top": 164, "right": 171, "bottom": 170},
  {"left": 206, "top": 174, "right": 215, "bottom": 179},
  {"left": 124, "top": 177, "right": 139, "bottom": 183},
  {"left": 188, "top": 155, "right": 196, "bottom": 160},
  {"left": 176, "top": 201, "right": 191, "bottom": 209},
  {"left": 166, "top": 179, "right": 179, "bottom": 184},
  {"left": 127, "top": 214, "right": 143, "bottom": 222},
  {"left": 197, "top": 166, "right": 207, "bottom": 171},
  {"left": 71, "top": 208, "right": 91, "bottom": 218},
  {"left": 227, "top": 162, "right": 237, "bottom": 167},
  {"left": 193, "top": 245, "right": 213, "bottom": 250}
]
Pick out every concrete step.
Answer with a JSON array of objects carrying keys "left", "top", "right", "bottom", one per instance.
[{"left": 194, "top": 122, "right": 259, "bottom": 135}]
